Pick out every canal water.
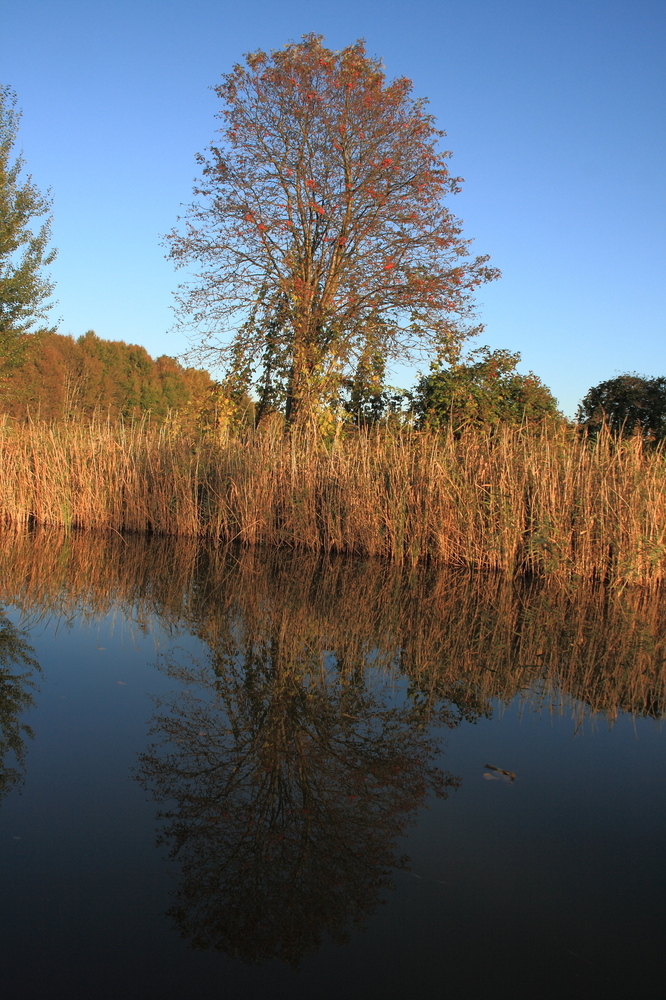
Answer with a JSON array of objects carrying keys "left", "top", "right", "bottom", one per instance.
[{"left": 0, "top": 530, "right": 664, "bottom": 998}]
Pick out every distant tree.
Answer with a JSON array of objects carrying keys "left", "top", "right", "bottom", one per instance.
[
  {"left": 577, "top": 374, "right": 666, "bottom": 441},
  {"left": 0, "top": 85, "right": 57, "bottom": 382},
  {"left": 414, "top": 346, "right": 559, "bottom": 431},
  {"left": 1, "top": 329, "right": 216, "bottom": 423},
  {"left": 166, "top": 34, "right": 499, "bottom": 424}
]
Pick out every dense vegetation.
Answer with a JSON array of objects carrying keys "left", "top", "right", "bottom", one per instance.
[
  {"left": 0, "top": 329, "right": 217, "bottom": 424},
  {"left": 2, "top": 77, "right": 665, "bottom": 589},
  {"left": 1, "top": 417, "right": 665, "bottom": 584},
  {"left": 414, "top": 346, "right": 560, "bottom": 431},
  {"left": 578, "top": 373, "right": 666, "bottom": 441}
]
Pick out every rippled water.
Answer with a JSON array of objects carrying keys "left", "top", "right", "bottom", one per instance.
[{"left": 1, "top": 531, "right": 665, "bottom": 998}]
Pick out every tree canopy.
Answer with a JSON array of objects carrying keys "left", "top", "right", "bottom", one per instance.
[
  {"left": 0, "top": 329, "right": 217, "bottom": 424},
  {"left": 415, "top": 346, "right": 560, "bottom": 431},
  {"left": 577, "top": 373, "right": 666, "bottom": 441},
  {"left": 0, "top": 85, "right": 57, "bottom": 381},
  {"left": 167, "top": 34, "right": 499, "bottom": 423}
]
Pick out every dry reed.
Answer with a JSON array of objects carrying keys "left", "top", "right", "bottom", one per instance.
[{"left": 1, "top": 416, "right": 666, "bottom": 583}]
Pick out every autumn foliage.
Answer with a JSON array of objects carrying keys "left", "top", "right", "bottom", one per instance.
[
  {"left": 0, "top": 330, "right": 215, "bottom": 423},
  {"left": 167, "top": 34, "right": 499, "bottom": 421}
]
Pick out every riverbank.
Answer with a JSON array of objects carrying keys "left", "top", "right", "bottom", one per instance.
[{"left": 1, "top": 417, "right": 665, "bottom": 583}]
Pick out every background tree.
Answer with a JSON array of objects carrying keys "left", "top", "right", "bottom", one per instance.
[
  {"left": 577, "top": 373, "right": 666, "bottom": 441},
  {"left": 0, "top": 85, "right": 57, "bottom": 383},
  {"left": 414, "top": 346, "right": 559, "bottom": 431},
  {"left": 167, "top": 34, "right": 499, "bottom": 423},
  {"left": 0, "top": 329, "right": 216, "bottom": 424},
  {"left": 339, "top": 344, "right": 408, "bottom": 426}
]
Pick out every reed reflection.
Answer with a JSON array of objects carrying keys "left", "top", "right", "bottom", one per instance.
[
  {"left": 137, "top": 636, "right": 460, "bottom": 965},
  {"left": 174, "top": 544, "right": 666, "bottom": 725},
  {"left": 0, "top": 610, "right": 40, "bottom": 799},
  {"left": 0, "top": 527, "right": 665, "bottom": 741}
]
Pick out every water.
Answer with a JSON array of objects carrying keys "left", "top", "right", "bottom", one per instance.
[{"left": 0, "top": 530, "right": 665, "bottom": 998}]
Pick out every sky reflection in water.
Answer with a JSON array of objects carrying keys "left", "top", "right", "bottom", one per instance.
[{"left": 0, "top": 530, "right": 665, "bottom": 999}]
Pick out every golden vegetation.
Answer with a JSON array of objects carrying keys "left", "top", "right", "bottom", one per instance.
[
  {"left": 1, "top": 330, "right": 215, "bottom": 424},
  {"left": 2, "top": 529, "right": 665, "bottom": 723},
  {"left": 2, "top": 417, "right": 666, "bottom": 583}
]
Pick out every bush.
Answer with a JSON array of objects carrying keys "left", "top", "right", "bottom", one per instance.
[{"left": 415, "top": 347, "right": 559, "bottom": 431}]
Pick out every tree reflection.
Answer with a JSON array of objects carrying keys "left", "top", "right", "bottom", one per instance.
[
  {"left": 0, "top": 609, "right": 40, "bottom": 799},
  {"left": 137, "top": 633, "right": 460, "bottom": 965}
]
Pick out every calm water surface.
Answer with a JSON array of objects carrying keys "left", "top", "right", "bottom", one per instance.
[{"left": 0, "top": 531, "right": 665, "bottom": 999}]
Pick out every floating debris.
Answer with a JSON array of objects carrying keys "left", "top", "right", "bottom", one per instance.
[{"left": 483, "top": 763, "right": 516, "bottom": 783}]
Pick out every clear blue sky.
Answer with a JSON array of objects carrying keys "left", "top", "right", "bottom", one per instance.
[{"left": 3, "top": 0, "right": 664, "bottom": 415}]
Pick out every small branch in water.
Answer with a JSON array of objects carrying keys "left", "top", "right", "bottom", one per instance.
[{"left": 483, "top": 763, "right": 516, "bottom": 783}]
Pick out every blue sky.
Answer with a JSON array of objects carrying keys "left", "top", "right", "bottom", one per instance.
[{"left": 3, "top": 0, "right": 664, "bottom": 416}]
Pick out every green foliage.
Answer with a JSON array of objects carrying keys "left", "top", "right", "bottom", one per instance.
[
  {"left": 1, "top": 329, "right": 215, "bottom": 423},
  {"left": 415, "top": 346, "right": 559, "bottom": 431},
  {"left": 340, "top": 346, "right": 408, "bottom": 426},
  {"left": 0, "top": 85, "right": 57, "bottom": 381},
  {"left": 577, "top": 373, "right": 666, "bottom": 441}
]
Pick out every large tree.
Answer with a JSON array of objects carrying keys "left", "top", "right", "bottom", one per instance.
[
  {"left": 167, "top": 35, "right": 499, "bottom": 423},
  {"left": 0, "top": 85, "right": 57, "bottom": 380}
]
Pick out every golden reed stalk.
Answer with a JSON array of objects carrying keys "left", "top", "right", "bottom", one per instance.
[{"left": 1, "top": 416, "right": 665, "bottom": 583}]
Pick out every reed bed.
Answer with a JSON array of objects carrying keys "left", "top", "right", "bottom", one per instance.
[{"left": 1, "top": 416, "right": 666, "bottom": 582}]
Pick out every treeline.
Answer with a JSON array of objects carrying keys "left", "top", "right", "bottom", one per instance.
[
  {"left": 1, "top": 330, "right": 217, "bottom": 424},
  {"left": 1, "top": 329, "right": 563, "bottom": 433}
]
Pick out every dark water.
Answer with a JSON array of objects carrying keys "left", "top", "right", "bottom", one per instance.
[{"left": 1, "top": 531, "right": 665, "bottom": 999}]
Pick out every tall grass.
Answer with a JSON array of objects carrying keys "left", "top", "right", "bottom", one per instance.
[{"left": 1, "top": 415, "right": 666, "bottom": 582}]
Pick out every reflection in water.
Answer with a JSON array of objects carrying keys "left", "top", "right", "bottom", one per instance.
[
  {"left": 1, "top": 529, "right": 665, "bottom": 725},
  {"left": 0, "top": 610, "right": 40, "bottom": 799},
  {"left": 138, "top": 650, "right": 459, "bottom": 964},
  {"left": 1, "top": 528, "right": 666, "bottom": 966}
]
